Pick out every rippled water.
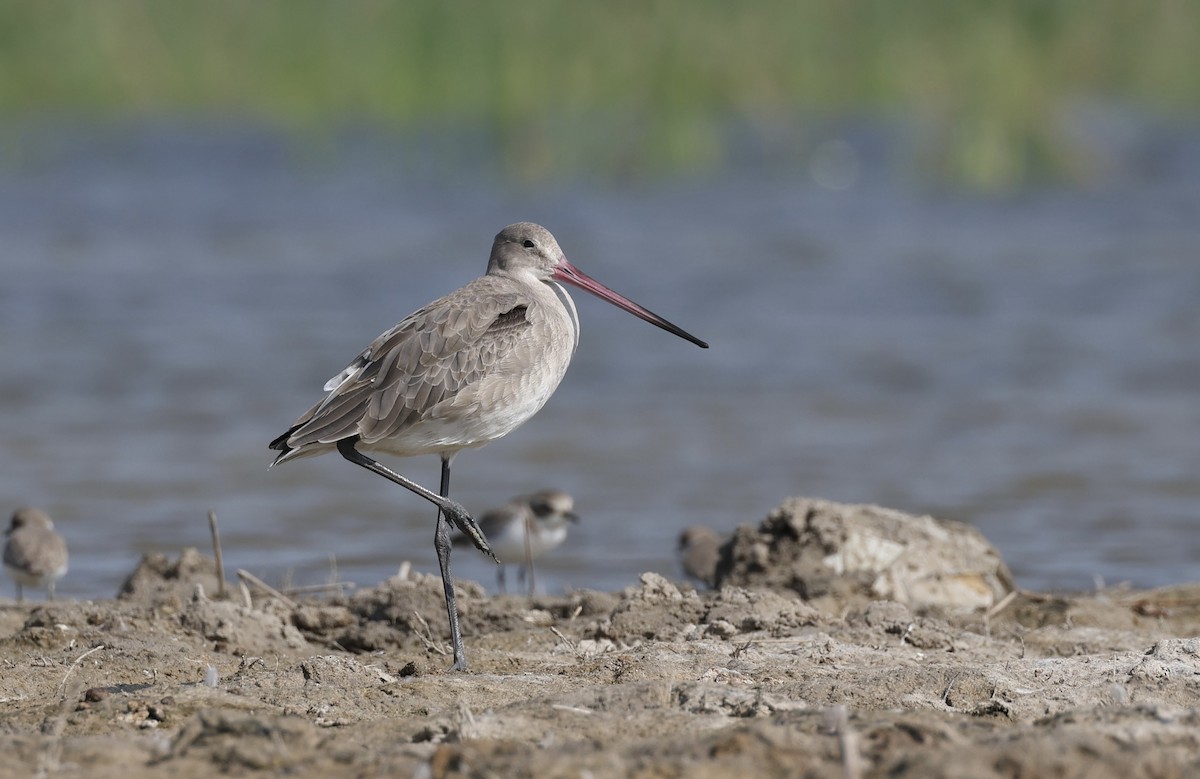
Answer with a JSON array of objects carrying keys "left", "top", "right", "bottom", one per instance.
[{"left": 3, "top": 125, "right": 1198, "bottom": 599}]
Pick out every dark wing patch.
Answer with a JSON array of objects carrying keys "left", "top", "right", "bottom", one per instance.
[
  {"left": 272, "top": 281, "right": 533, "bottom": 460},
  {"left": 489, "top": 305, "right": 529, "bottom": 334}
]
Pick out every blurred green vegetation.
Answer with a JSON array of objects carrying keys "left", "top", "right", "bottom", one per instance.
[{"left": 1, "top": 0, "right": 1196, "bottom": 188}]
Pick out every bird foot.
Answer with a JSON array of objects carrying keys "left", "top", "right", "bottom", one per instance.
[{"left": 443, "top": 501, "right": 498, "bottom": 563}]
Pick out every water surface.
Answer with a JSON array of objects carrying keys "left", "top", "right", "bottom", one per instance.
[{"left": 3, "top": 126, "right": 1198, "bottom": 598}]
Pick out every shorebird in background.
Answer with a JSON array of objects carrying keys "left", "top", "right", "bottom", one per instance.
[
  {"left": 677, "top": 525, "right": 723, "bottom": 589},
  {"left": 4, "top": 507, "right": 69, "bottom": 602},
  {"left": 470, "top": 489, "right": 578, "bottom": 596},
  {"left": 270, "top": 222, "right": 707, "bottom": 671}
]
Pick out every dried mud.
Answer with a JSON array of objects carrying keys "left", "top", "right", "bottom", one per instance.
[{"left": 2, "top": 498, "right": 1199, "bottom": 778}]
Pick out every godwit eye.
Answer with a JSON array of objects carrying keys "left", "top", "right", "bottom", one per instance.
[{"left": 523, "top": 239, "right": 536, "bottom": 248}]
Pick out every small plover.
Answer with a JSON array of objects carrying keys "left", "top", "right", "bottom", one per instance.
[
  {"left": 4, "top": 507, "right": 69, "bottom": 602},
  {"left": 472, "top": 489, "right": 578, "bottom": 595},
  {"left": 677, "top": 525, "right": 722, "bottom": 589}
]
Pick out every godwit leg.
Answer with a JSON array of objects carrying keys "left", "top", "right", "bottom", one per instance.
[
  {"left": 433, "top": 455, "right": 470, "bottom": 671},
  {"left": 335, "top": 438, "right": 496, "bottom": 560},
  {"left": 336, "top": 439, "right": 492, "bottom": 671}
]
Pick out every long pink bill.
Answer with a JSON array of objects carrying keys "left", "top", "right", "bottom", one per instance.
[{"left": 553, "top": 260, "right": 709, "bottom": 349}]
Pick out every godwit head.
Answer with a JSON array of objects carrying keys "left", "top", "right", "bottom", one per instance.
[{"left": 489, "top": 222, "right": 709, "bottom": 349}]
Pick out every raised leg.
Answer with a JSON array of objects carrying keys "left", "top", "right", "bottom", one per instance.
[
  {"left": 337, "top": 438, "right": 497, "bottom": 672},
  {"left": 495, "top": 565, "right": 508, "bottom": 595},
  {"left": 336, "top": 438, "right": 495, "bottom": 562}
]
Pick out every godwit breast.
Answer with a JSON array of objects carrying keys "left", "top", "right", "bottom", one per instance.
[{"left": 270, "top": 222, "right": 707, "bottom": 670}]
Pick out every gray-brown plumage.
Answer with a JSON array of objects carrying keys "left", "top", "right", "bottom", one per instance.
[
  {"left": 678, "top": 525, "right": 723, "bottom": 589},
  {"left": 270, "top": 222, "right": 707, "bottom": 671},
  {"left": 4, "top": 507, "right": 69, "bottom": 602}
]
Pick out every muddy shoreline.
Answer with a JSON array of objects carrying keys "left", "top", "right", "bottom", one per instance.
[{"left": 2, "top": 498, "right": 1199, "bottom": 778}]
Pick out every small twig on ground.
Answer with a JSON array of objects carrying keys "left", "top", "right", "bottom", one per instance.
[
  {"left": 824, "top": 704, "right": 862, "bottom": 779},
  {"left": 985, "top": 588, "right": 1020, "bottom": 622},
  {"left": 411, "top": 611, "right": 448, "bottom": 656},
  {"left": 731, "top": 640, "right": 754, "bottom": 660},
  {"left": 236, "top": 569, "right": 297, "bottom": 608},
  {"left": 549, "top": 626, "right": 574, "bottom": 651},
  {"left": 942, "top": 674, "right": 961, "bottom": 707},
  {"left": 981, "top": 588, "right": 1022, "bottom": 637},
  {"left": 550, "top": 703, "right": 594, "bottom": 715},
  {"left": 57, "top": 644, "right": 104, "bottom": 697},
  {"left": 280, "top": 581, "right": 356, "bottom": 597},
  {"left": 839, "top": 718, "right": 862, "bottom": 779},
  {"left": 208, "top": 510, "right": 226, "bottom": 600}
]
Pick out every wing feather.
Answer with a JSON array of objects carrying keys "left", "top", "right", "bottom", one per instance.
[{"left": 271, "top": 276, "right": 534, "bottom": 460}]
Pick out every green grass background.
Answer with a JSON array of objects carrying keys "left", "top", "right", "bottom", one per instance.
[{"left": 2, "top": 1, "right": 1196, "bottom": 187}]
